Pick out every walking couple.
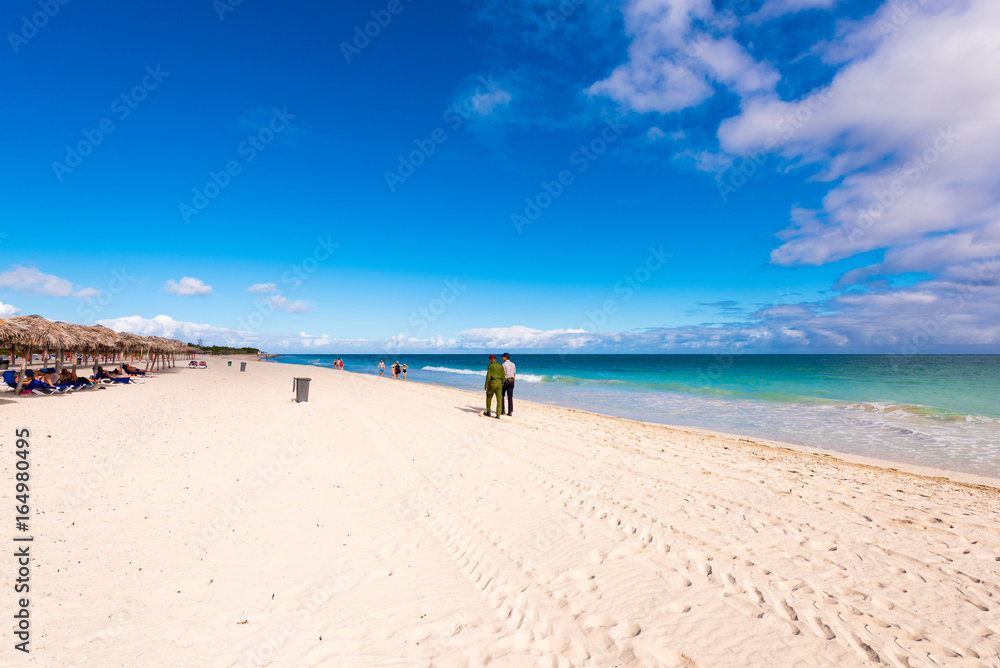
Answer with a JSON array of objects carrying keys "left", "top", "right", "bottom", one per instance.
[{"left": 484, "top": 353, "right": 515, "bottom": 419}]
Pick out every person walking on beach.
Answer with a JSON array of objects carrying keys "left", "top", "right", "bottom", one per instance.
[
  {"left": 402, "top": 364, "right": 408, "bottom": 380},
  {"left": 378, "top": 359, "right": 385, "bottom": 376},
  {"left": 500, "top": 352, "right": 515, "bottom": 416},
  {"left": 484, "top": 354, "right": 505, "bottom": 419},
  {"left": 393, "top": 361, "right": 401, "bottom": 379}
]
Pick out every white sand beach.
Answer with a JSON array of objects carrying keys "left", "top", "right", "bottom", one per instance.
[{"left": 4, "top": 359, "right": 1000, "bottom": 667}]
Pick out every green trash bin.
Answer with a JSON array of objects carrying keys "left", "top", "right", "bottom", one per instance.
[{"left": 228, "top": 361, "right": 232, "bottom": 367}]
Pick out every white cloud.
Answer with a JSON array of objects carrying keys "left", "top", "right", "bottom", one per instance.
[
  {"left": 246, "top": 283, "right": 278, "bottom": 293},
  {"left": 0, "top": 301, "right": 20, "bottom": 317},
  {"left": 99, "top": 314, "right": 250, "bottom": 345},
  {"left": 587, "top": 0, "right": 779, "bottom": 114},
  {"left": 715, "top": 0, "right": 1000, "bottom": 275},
  {"left": 673, "top": 148, "right": 734, "bottom": 174},
  {"left": 0, "top": 265, "right": 99, "bottom": 298},
  {"left": 164, "top": 277, "right": 213, "bottom": 296},
  {"left": 99, "top": 315, "right": 365, "bottom": 352},
  {"left": 471, "top": 87, "right": 512, "bottom": 115},
  {"left": 457, "top": 325, "right": 591, "bottom": 350},
  {"left": 265, "top": 295, "right": 312, "bottom": 314},
  {"left": 297, "top": 332, "right": 332, "bottom": 348},
  {"left": 750, "top": 0, "right": 845, "bottom": 21}
]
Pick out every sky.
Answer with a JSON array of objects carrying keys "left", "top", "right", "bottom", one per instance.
[{"left": 1, "top": 0, "right": 998, "bottom": 354}]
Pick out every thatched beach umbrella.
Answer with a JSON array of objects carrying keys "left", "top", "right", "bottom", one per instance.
[
  {"left": 143, "top": 336, "right": 166, "bottom": 371},
  {"left": 50, "top": 321, "right": 80, "bottom": 373},
  {"left": 0, "top": 318, "right": 22, "bottom": 347},
  {"left": 170, "top": 339, "right": 186, "bottom": 367},
  {"left": 6, "top": 315, "right": 78, "bottom": 394},
  {"left": 114, "top": 331, "right": 143, "bottom": 365},
  {"left": 0, "top": 318, "right": 25, "bottom": 372},
  {"left": 62, "top": 323, "right": 92, "bottom": 374},
  {"left": 89, "top": 325, "right": 120, "bottom": 371}
]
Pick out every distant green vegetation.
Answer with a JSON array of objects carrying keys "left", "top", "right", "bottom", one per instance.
[{"left": 188, "top": 344, "right": 261, "bottom": 356}]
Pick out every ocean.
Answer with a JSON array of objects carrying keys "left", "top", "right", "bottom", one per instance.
[{"left": 265, "top": 354, "right": 1000, "bottom": 479}]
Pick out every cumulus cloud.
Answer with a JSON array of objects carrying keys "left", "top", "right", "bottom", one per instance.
[
  {"left": 265, "top": 295, "right": 312, "bottom": 314},
  {"left": 579, "top": 0, "right": 1000, "bottom": 348},
  {"left": 164, "top": 277, "right": 213, "bottom": 296},
  {"left": 0, "top": 265, "right": 99, "bottom": 298},
  {"left": 715, "top": 0, "right": 1000, "bottom": 276},
  {"left": 296, "top": 332, "right": 331, "bottom": 348},
  {"left": 99, "top": 314, "right": 250, "bottom": 345},
  {"left": 0, "top": 301, "right": 20, "bottom": 317},
  {"left": 455, "top": 271, "right": 997, "bottom": 352},
  {"left": 587, "top": 0, "right": 779, "bottom": 114},
  {"left": 456, "top": 325, "right": 591, "bottom": 350},
  {"left": 246, "top": 283, "right": 278, "bottom": 293},
  {"left": 99, "top": 315, "right": 364, "bottom": 352}
]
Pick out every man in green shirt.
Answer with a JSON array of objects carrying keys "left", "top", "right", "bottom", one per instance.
[{"left": 484, "top": 354, "right": 505, "bottom": 419}]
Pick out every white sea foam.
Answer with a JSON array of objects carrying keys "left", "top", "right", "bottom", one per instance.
[
  {"left": 421, "top": 366, "right": 543, "bottom": 382},
  {"left": 422, "top": 366, "right": 486, "bottom": 376}
]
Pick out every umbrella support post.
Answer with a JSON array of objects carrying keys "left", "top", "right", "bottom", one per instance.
[{"left": 15, "top": 347, "right": 29, "bottom": 394}]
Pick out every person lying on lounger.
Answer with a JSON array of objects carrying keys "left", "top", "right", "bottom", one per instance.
[
  {"left": 26, "top": 370, "right": 61, "bottom": 388},
  {"left": 59, "top": 370, "right": 95, "bottom": 386},
  {"left": 110, "top": 366, "right": 146, "bottom": 379},
  {"left": 92, "top": 367, "right": 133, "bottom": 384},
  {"left": 121, "top": 362, "right": 149, "bottom": 375},
  {"left": 13, "top": 370, "right": 70, "bottom": 393}
]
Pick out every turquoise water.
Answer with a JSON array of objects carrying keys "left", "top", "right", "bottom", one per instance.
[{"left": 268, "top": 354, "right": 1000, "bottom": 478}]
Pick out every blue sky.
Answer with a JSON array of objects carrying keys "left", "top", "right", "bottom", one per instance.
[{"left": 2, "top": 0, "right": 998, "bottom": 353}]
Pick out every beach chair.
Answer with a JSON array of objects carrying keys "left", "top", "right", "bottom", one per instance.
[
  {"left": 3, "top": 370, "right": 68, "bottom": 395},
  {"left": 111, "top": 367, "right": 146, "bottom": 382},
  {"left": 61, "top": 379, "right": 100, "bottom": 391},
  {"left": 189, "top": 361, "right": 198, "bottom": 368},
  {"left": 90, "top": 369, "right": 133, "bottom": 385},
  {"left": 28, "top": 370, "right": 82, "bottom": 394},
  {"left": 198, "top": 361, "right": 207, "bottom": 368}
]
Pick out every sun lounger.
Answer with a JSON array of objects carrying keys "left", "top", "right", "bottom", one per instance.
[
  {"left": 111, "top": 367, "right": 145, "bottom": 382},
  {"left": 1, "top": 371, "right": 17, "bottom": 391},
  {"left": 3, "top": 370, "right": 69, "bottom": 394},
  {"left": 92, "top": 372, "right": 132, "bottom": 384}
]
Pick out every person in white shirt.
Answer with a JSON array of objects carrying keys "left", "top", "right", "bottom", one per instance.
[{"left": 501, "top": 353, "right": 516, "bottom": 416}]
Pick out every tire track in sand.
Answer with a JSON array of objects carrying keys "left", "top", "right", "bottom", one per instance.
[
  {"left": 376, "top": 395, "right": 998, "bottom": 668},
  {"left": 348, "top": 402, "right": 662, "bottom": 667}
]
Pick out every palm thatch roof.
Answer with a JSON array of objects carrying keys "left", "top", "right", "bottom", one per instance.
[
  {"left": 115, "top": 331, "right": 144, "bottom": 352},
  {"left": 0, "top": 318, "right": 24, "bottom": 346},
  {"left": 87, "top": 324, "right": 121, "bottom": 349},
  {"left": 5, "top": 315, "right": 78, "bottom": 350}
]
